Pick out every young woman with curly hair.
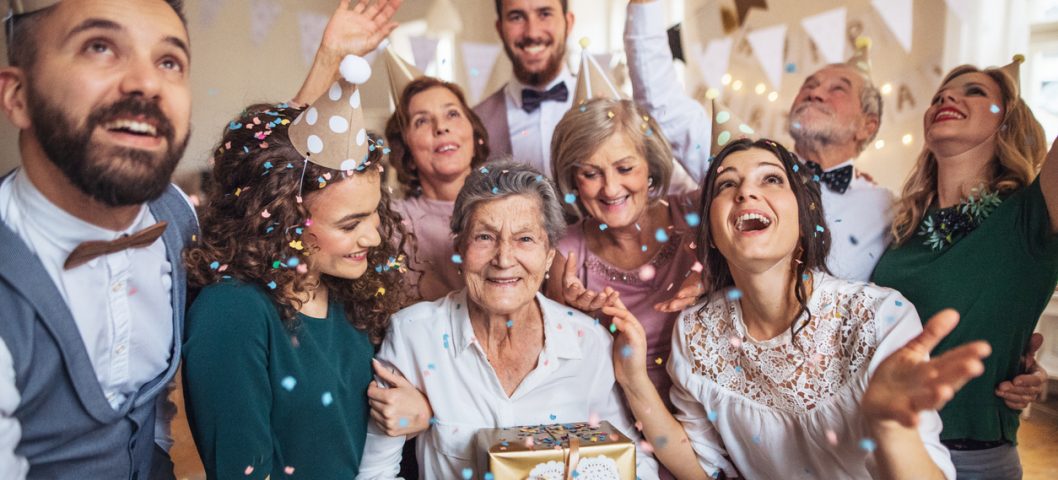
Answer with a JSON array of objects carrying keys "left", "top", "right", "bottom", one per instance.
[{"left": 181, "top": 102, "right": 424, "bottom": 479}]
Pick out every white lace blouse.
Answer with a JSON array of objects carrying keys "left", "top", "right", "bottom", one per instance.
[{"left": 668, "top": 272, "right": 955, "bottom": 479}]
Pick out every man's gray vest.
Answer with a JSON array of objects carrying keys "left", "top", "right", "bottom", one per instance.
[{"left": 0, "top": 183, "right": 196, "bottom": 480}]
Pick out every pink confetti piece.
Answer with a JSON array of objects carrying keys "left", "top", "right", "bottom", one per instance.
[
  {"left": 261, "top": 209, "right": 271, "bottom": 218},
  {"left": 244, "top": 465, "right": 254, "bottom": 475},
  {"left": 826, "top": 430, "right": 838, "bottom": 446},
  {"left": 639, "top": 264, "right": 656, "bottom": 281},
  {"left": 691, "top": 261, "right": 704, "bottom": 273},
  {"left": 729, "top": 336, "right": 742, "bottom": 348},
  {"left": 588, "top": 412, "right": 600, "bottom": 428}
]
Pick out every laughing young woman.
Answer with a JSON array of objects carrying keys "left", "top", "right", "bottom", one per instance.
[{"left": 607, "top": 139, "right": 990, "bottom": 479}]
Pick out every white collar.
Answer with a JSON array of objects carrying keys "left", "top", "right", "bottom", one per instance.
[
  {"left": 505, "top": 66, "right": 575, "bottom": 110},
  {"left": 450, "top": 289, "right": 583, "bottom": 359},
  {"left": 11, "top": 168, "right": 149, "bottom": 255}
]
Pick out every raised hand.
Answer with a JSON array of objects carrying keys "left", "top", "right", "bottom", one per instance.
[
  {"left": 654, "top": 272, "right": 705, "bottom": 313},
  {"left": 863, "top": 309, "right": 991, "bottom": 428},
  {"left": 319, "top": 0, "right": 403, "bottom": 60},
  {"left": 604, "top": 296, "right": 651, "bottom": 389},
  {"left": 366, "top": 359, "right": 432, "bottom": 436},
  {"left": 995, "top": 332, "right": 1048, "bottom": 410},
  {"left": 559, "top": 250, "right": 618, "bottom": 313}
]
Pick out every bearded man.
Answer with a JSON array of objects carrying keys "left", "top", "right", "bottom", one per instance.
[
  {"left": 0, "top": 0, "right": 196, "bottom": 478},
  {"left": 474, "top": 0, "right": 574, "bottom": 176}
]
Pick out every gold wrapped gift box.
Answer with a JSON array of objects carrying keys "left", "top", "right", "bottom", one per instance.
[{"left": 474, "top": 421, "right": 637, "bottom": 480}]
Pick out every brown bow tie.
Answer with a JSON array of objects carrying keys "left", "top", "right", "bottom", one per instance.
[{"left": 63, "top": 221, "right": 168, "bottom": 270}]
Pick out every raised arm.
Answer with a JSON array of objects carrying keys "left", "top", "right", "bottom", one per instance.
[
  {"left": 863, "top": 309, "right": 991, "bottom": 480},
  {"left": 625, "top": 0, "right": 712, "bottom": 183},
  {"left": 291, "top": 0, "right": 402, "bottom": 106},
  {"left": 1040, "top": 136, "right": 1058, "bottom": 234}
]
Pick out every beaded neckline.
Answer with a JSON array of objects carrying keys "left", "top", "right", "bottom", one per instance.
[{"left": 917, "top": 188, "right": 1003, "bottom": 251}]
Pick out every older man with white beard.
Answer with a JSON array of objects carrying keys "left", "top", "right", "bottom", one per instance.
[{"left": 624, "top": 0, "right": 892, "bottom": 282}]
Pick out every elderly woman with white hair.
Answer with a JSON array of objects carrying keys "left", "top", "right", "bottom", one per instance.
[{"left": 355, "top": 162, "right": 659, "bottom": 479}]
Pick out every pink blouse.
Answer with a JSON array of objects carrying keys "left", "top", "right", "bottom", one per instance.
[
  {"left": 556, "top": 193, "right": 701, "bottom": 408},
  {"left": 393, "top": 196, "right": 463, "bottom": 301}
]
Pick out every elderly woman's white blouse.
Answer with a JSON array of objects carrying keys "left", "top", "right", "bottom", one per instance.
[
  {"left": 355, "top": 290, "right": 659, "bottom": 479},
  {"left": 669, "top": 272, "right": 955, "bottom": 479}
]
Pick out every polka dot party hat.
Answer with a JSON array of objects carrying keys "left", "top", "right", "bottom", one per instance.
[
  {"left": 710, "top": 98, "right": 755, "bottom": 157},
  {"left": 384, "top": 46, "right": 424, "bottom": 108},
  {"left": 846, "top": 36, "right": 872, "bottom": 78},
  {"left": 288, "top": 55, "right": 372, "bottom": 171},
  {"left": 572, "top": 38, "right": 623, "bottom": 106}
]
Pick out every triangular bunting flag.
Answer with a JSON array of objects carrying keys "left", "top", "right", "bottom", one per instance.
[
  {"left": 249, "top": 0, "right": 282, "bottom": 47},
  {"left": 801, "top": 8, "right": 846, "bottom": 64},
  {"left": 298, "top": 12, "right": 329, "bottom": 66},
  {"left": 871, "top": 0, "right": 912, "bottom": 53},
  {"left": 746, "top": 24, "right": 787, "bottom": 89},
  {"left": 409, "top": 35, "right": 440, "bottom": 72},
  {"left": 460, "top": 41, "right": 503, "bottom": 104},
  {"left": 695, "top": 38, "right": 733, "bottom": 90}
]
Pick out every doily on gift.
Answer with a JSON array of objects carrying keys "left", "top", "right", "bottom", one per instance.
[
  {"left": 527, "top": 456, "right": 620, "bottom": 480},
  {"left": 574, "top": 456, "right": 620, "bottom": 479},
  {"left": 527, "top": 461, "right": 564, "bottom": 480}
]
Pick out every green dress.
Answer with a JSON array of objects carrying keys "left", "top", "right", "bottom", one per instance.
[
  {"left": 182, "top": 279, "right": 374, "bottom": 479},
  {"left": 872, "top": 179, "right": 1058, "bottom": 443}
]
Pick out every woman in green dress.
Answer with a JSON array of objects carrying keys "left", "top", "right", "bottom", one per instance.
[{"left": 872, "top": 57, "right": 1058, "bottom": 479}]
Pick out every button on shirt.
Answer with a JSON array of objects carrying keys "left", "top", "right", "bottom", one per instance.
[
  {"left": 0, "top": 169, "right": 176, "bottom": 473},
  {"left": 355, "top": 290, "right": 659, "bottom": 479},
  {"left": 504, "top": 68, "right": 575, "bottom": 177}
]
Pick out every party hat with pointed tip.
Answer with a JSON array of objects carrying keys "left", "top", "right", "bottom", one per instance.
[
  {"left": 383, "top": 46, "right": 424, "bottom": 108},
  {"left": 846, "top": 36, "right": 872, "bottom": 78},
  {"left": 710, "top": 99, "right": 756, "bottom": 157},
  {"left": 289, "top": 55, "right": 374, "bottom": 172},
  {"left": 999, "top": 54, "right": 1024, "bottom": 96},
  {"left": 572, "top": 37, "right": 623, "bottom": 106}
]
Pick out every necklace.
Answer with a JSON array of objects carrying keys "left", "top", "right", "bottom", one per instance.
[{"left": 917, "top": 188, "right": 1003, "bottom": 251}]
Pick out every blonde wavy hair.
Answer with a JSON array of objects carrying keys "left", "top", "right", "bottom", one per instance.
[{"left": 890, "top": 64, "right": 1047, "bottom": 245}]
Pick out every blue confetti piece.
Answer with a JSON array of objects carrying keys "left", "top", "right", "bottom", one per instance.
[
  {"left": 549, "top": 414, "right": 557, "bottom": 421},
  {"left": 685, "top": 213, "right": 701, "bottom": 227},
  {"left": 429, "top": 417, "right": 439, "bottom": 425},
  {"left": 462, "top": 468, "right": 473, "bottom": 480},
  {"left": 726, "top": 288, "right": 742, "bottom": 300},
  {"left": 321, "top": 391, "right": 333, "bottom": 406},
  {"left": 564, "top": 192, "right": 577, "bottom": 204},
  {"left": 990, "top": 104, "right": 1000, "bottom": 114},
  {"left": 812, "top": 174, "right": 820, "bottom": 183},
  {"left": 567, "top": 311, "right": 574, "bottom": 316},
  {"left": 287, "top": 257, "right": 300, "bottom": 267},
  {"left": 815, "top": 225, "right": 825, "bottom": 233},
  {"left": 470, "top": 67, "right": 480, "bottom": 77},
  {"left": 480, "top": 167, "right": 489, "bottom": 174},
  {"left": 707, "top": 410, "right": 719, "bottom": 422},
  {"left": 228, "top": 121, "right": 242, "bottom": 130},
  {"left": 427, "top": 363, "right": 436, "bottom": 370},
  {"left": 209, "top": 261, "right": 220, "bottom": 270},
  {"left": 895, "top": 300, "right": 903, "bottom": 307},
  {"left": 506, "top": 320, "right": 514, "bottom": 328},
  {"left": 485, "top": 473, "right": 495, "bottom": 480},
  {"left": 265, "top": 226, "right": 274, "bottom": 234},
  {"left": 752, "top": 434, "right": 761, "bottom": 444},
  {"left": 599, "top": 223, "right": 608, "bottom": 231},
  {"left": 655, "top": 228, "right": 669, "bottom": 243},
  {"left": 267, "top": 281, "right": 277, "bottom": 290},
  {"left": 443, "top": 333, "right": 450, "bottom": 349},
  {"left": 793, "top": 164, "right": 799, "bottom": 172},
  {"left": 295, "top": 227, "right": 303, "bottom": 235},
  {"left": 641, "top": 245, "right": 648, "bottom": 252},
  {"left": 451, "top": 254, "right": 463, "bottom": 264},
  {"left": 621, "top": 345, "right": 633, "bottom": 358},
  {"left": 859, "top": 438, "right": 876, "bottom": 452},
  {"left": 492, "top": 186, "right": 499, "bottom": 194},
  {"left": 785, "top": 62, "right": 797, "bottom": 73},
  {"left": 281, "top": 376, "right": 297, "bottom": 391},
  {"left": 263, "top": 161, "right": 273, "bottom": 169},
  {"left": 802, "top": 273, "right": 809, "bottom": 281},
  {"left": 849, "top": 235, "right": 859, "bottom": 245},
  {"left": 399, "top": 418, "right": 409, "bottom": 428}
]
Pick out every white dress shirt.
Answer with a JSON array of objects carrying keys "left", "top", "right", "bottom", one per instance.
[
  {"left": 356, "top": 290, "right": 659, "bottom": 479},
  {"left": 669, "top": 272, "right": 954, "bottom": 479},
  {"left": 504, "top": 67, "right": 576, "bottom": 177},
  {"left": 625, "top": 0, "right": 892, "bottom": 281},
  {"left": 0, "top": 169, "right": 178, "bottom": 476}
]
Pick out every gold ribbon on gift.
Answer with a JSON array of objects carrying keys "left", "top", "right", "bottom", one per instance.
[
  {"left": 564, "top": 436, "right": 580, "bottom": 480},
  {"left": 476, "top": 421, "right": 637, "bottom": 480}
]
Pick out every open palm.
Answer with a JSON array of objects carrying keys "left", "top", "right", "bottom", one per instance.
[{"left": 320, "top": 0, "right": 403, "bottom": 59}]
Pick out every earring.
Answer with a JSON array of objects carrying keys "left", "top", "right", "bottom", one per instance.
[{"left": 545, "top": 272, "right": 550, "bottom": 280}]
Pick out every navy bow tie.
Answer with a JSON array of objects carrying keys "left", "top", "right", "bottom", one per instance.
[
  {"left": 805, "top": 160, "right": 853, "bottom": 194},
  {"left": 521, "top": 82, "right": 568, "bottom": 113}
]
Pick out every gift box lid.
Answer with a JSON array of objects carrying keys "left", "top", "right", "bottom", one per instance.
[{"left": 476, "top": 421, "right": 631, "bottom": 454}]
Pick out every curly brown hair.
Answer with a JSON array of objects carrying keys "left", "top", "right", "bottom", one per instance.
[
  {"left": 384, "top": 77, "right": 490, "bottom": 197},
  {"left": 185, "top": 103, "right": 414, "bottom": 343}
]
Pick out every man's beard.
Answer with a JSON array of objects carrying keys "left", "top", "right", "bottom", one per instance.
[
  {"left": 788, "top": 103, "right": 858, "bottom": 151},
  {"left": 505, "top": 36, "right": 567, "bottom": 88},
  {"left": 26, "top": 84, "right": 188, "bottom": 207}
]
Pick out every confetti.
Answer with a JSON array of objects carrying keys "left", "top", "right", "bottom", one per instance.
[
  {"left": 462, "top": 468, "right": 474, "bottom": 480},
  {"left": 484, "top": 473, "right": 495, "bottom": 480},
  {"left": 655, "top": 357, "right": 663, "bottom": 365},
  {"left": 321, "top": 391, "right": 334, "bottom": 406},
  {"left": 261, "top": 209, "right": 271, "bottom": 218},
  {"left": 655, "top": 228, "right": 669, "bottom": 243},
  {"left": 825, "top": 430, "right": 838, "bottom": 445},
  {"left": 284, "top": 466, "right": 295, "bottom": 474},
  {"left": 620, "top": 345, "right": 633, "bottom": 358},
  {"left": 685, "top": 212, "right": 701, "bottom": 227},
  {"left": 451, "top": 254, "right": 463, "bottom": 264},
  {"left": 859, "top": 438, "right": 876, "bottom": 452},
  {"left": 815, "top": 225, "right": 825, "bottom": 233},
  {"left": 564, "top": 192, "right": 577, "bottom": 204},
  {"left": 990, "top": 104, "right": 1001, "bottom": 114},
  {"left": 599, "top": 223, "right": 608, "bottom": 231},
  {"left": 691, "top": 262, "right": 704, "bottom": 273},
  {"left": 244, "top": 465, "right": 254, "bottom": 475},
  {"left": 549, "top": 414, "right": 557, "bottom": 421},
  {"left": 281, "top": 376, "right": 297, "bottom": 391},
  {"left": 210, "top": 261, "right": 220, "bottom": 270},
  {"left": 639, "top": 264, "right": 656, "bottom": 281},
  {"left": 895, "top": 300, "right": 903, "bottom": 307},
  {"left": 267, "top": 281, "right": 277, "bottom": 290},
  {"left": 399, "top": 418, "right": 409, "bottom": 428},
  {"left": 588, "top": 412, "right": 601, "bottom": 427},
  {"left": 726, "top": 288, "right": 742, "bottom": 300},
  {"left": 289, "top": 240, "right": 303, "bottom": 250},
  {"left": 707, "top": 410, "right": 719, "bottom": 422}
]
